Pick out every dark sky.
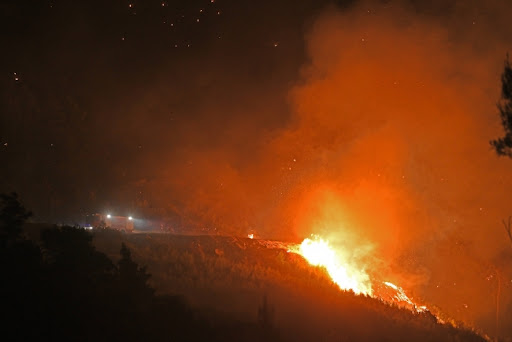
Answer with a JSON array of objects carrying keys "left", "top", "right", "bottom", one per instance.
[
  {"left": 1, "top": 0, "right": 326, "bottom": 221},
  {"left": 2, "top": 1, "right": 512, "bottom": 337}
]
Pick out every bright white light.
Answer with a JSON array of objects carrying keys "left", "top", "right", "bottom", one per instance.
[
  {"left": 107, "top": 214, "right": 111, "bottom": 219},
  {"left": 128, "top": 216, "right": 133, "bottom": 220}
]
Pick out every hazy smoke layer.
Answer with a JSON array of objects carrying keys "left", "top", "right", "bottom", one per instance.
[{"left": 156, "top": 0, "right": 512, "bottom": 336}]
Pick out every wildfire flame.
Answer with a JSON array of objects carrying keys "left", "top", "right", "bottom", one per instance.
[
  {"left": 257, "top": 234, "right": 429, "bottom": 314},
  {"left": 298, "top": 236, "right": 373, "bottom": 295},
  {"left": 294, "top": 236, "right": 428, "bottom": 313}
]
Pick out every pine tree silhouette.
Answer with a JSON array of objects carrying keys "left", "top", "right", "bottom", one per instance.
[
  {"left": 491, "top": 55, "right": 512, "bottom": 157},
  {"left": 0, "top": 192, "right": 32, "bottom": 242}
]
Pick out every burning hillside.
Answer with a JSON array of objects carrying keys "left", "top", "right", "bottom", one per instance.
[
  {"left": 290, "top": 235, "right": 429, "bottom": 313},
  {"left": 259, "top": 234, "right": 431, "bottom": 315},
  {"left": 91, "top": 230, "right": 483, "bottom": 341}
]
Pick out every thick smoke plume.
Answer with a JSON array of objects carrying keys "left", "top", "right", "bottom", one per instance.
[
  {"left": 275, "top": 2, "right": 512, "bottom": 335},
  {"left": 150, "top": 0, "right": 512, "bottom": 335}
]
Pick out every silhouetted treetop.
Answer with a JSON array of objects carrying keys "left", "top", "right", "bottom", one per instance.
[
  {"left": 118, "top": 243, "right": 154, "bottom": 302},
  {"left": 41, "top": 226, "right": 115, "bottom": 279},
  {"left": 0, "top": 192, "right": 32, "bottom": 241},
  {"left": 491, "top": 55, "right": 512, "bottom": 157}
]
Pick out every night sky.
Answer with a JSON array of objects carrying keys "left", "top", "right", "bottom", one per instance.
[
  {"left": 2, "top": 0, "right": 512, "bottom": 337},
  {"left": 1, "top": 0, "right": 319, "bottom": 221}
]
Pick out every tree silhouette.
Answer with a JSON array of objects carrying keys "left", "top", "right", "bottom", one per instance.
[
  {"left": 0, "top": 192, "right": 40, "bottom": 274},
  {"left": 490, "top": 55, "right": 512, "bottom": 157},
  {"left": 0, "top": 192, "right": 32, "bottom": 242},
  {"left": 118, "top": 243, "right": 154, "bottom": 302},
  {"left": 41, "top": 226, "right": 116, "bottom": 279},
  {"left": 0, "top": 193, "right": 43, "bottom": 340}
]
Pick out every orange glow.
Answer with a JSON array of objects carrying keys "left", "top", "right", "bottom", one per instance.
[
  {"left": 293, "top": 235, "right": 429, "bottom": 313},
  {"left": 383, "top": 282, "right": 428, "bottom": 313},
  {"left": 297, "top": 236, "right": 372, "bottom": 295}
]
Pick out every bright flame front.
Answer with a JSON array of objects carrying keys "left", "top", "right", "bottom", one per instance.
[
  {"left": 298, "top": 237, "right": 372, "bottom": 295},
  {"left": 293, "top": 236, "right": 429, "bottom": 314}
]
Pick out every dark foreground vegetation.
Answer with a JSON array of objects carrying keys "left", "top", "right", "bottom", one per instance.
[
  {"left": 2, "top": 193, "right": 485, "bottom": 341},
  {"left": 1, "top": 193, "right": 276, "bottom": 342}
]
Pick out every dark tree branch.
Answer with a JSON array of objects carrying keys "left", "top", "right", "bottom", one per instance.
[
  {"left": 503, "top": 216, "right": 512, "bottom": 244},
  {"left": 491, "top": 54, "right": 512, "bottom": 158}
]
